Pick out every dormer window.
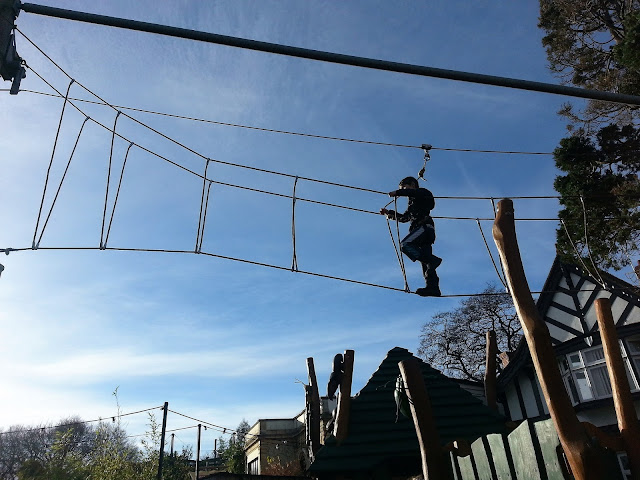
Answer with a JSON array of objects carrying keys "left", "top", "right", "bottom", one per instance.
[{"left": 558, "top": 340, "right": 639, "bottom": 405}]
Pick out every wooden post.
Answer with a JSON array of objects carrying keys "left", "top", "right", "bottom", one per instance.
[
  {"left": 195, "top": 423, "right": 201, "bottom": 479},
  {"left": 492, "top": 198, "right": 602, "bottom": 480},
  {"left": 485, "top": 330, "right": 498, "bottom": 411},
  {"left": 157, "top": 402, "right": 168, "bottom": 480},
  {"left": 333, "top": 349, "right": 354, "bottom": 443},
  {"left": 306, "top": 357, "right": 321, "bottom": 456},
  {"left": 399, "top": 358, "right": 446, "bottom": 480},
  {"left": 595, "top": 298, "right": 640, "bottom": 479}
]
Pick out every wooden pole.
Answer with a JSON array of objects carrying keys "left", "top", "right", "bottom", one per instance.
[
  {"left": 170, "top": 433, "right": 174, "bottom": 456},
  {"left": 306, "top": 357, "right": 321, "bottom": 455},
  {"left": 595, "top": 298, "right": 640, "bottom": 479},
  {"left": 399, "top": 358, "right": 446, "bottom": 480},
  {"left": 485, "top": 330, "right": 498, "bottom": 411},
  {"left": 195, "top": 424, "right": 201, "bottom": 479},
  {"left": 334, "top": 349, "right": 354, "bottom": 443},
  {"left": 492, "top": 198, "right": 602, "bottom": 480},
  {"left": 157, "top": 401, "right": 168, "bottom": 480}
]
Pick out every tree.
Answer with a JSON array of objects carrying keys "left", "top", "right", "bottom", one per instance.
[
  {"left": 418, "top": 283, "right": 521, "bottom": 382},
  {"left": 538, "top": 0, "right": 640, "bottom": 129},
  {"left": 554, "top": 124, "right": 640, "bottom": 271},
  {"left": 216, "top": 420, "right": 250, "bottom": 474}
]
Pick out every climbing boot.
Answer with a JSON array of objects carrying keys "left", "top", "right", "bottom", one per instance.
[{"left": 416, "top": 285, "right": 441, "bottom": 297}]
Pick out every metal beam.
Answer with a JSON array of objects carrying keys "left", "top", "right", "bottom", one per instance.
[{"left": 20, "top": 2, "right": 640, "bottom": 107}]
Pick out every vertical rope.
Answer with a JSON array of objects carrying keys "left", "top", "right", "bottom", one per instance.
[
  {"left": 104, "top": 142, "right": 134, "bottom": 247},
  {"left": 35, "top": 116, "right": 89, "bottom": 248},
  {"left": 33, "top": 78, "right": 74, "bottom": 249},
  {"left": 560, "top": 219, "right": 605, "bottom": 289},
  {"left": 195, "top": 159, "right": 211, "bottom": 253},
  {"left": 476, "top": 218, "right": 508, "bottom": 291},
  {"left": 393, "top": 197, "right": 410, "bottom": 292},
  {"left": 101, "top": 110, "right": 121, "bottom": 249},
  {"left": 291, "top": 176, "right": 299, "bottom": 271},
  {"left": 198, "top": 181, "right": 213, "bottom": 253},
  {"left": 385, "top": 216, "right": 409, "bottom": 292},
  {"left": 580, "top": 196, "right": 606, "bottom": 287}
]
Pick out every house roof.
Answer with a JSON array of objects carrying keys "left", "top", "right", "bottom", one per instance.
[
  {"left": 498, "top": 256, "right": 640, "bottom": 387},
  {"left": 309, "top": 347, "right": 506, "bottom": 474}
]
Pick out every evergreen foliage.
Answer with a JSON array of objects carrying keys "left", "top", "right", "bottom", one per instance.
[
  {"left": 554, "top": 124, "right": 640, "bottom": 271},
  {"left": 538, "top": 0, "right": 640, "bottom": 129}
]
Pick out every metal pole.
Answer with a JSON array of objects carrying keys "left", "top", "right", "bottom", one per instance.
[
  {"left": 157, "top": 402, "right": 168, "bottom": 480},
  {"left": 170, "top": 433, "right": 174, "bottom": 456},
  {"left": 18, "top": 2, "right": 640, "bottom": 107},
  {"left": 196, "top": 424, "right": 202, "bottom": 480}
]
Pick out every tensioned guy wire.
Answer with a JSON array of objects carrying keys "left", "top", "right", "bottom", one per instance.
[{"left": 4, "top": 88, "right": 555, "bottom": 156}]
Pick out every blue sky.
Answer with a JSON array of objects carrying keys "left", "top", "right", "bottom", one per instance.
[{"left": 0, "top": 0, "right": 585, "bottom": 453}]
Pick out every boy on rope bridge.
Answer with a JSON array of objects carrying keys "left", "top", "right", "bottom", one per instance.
[{"left": 380, "top": 176, "right": 442, "bottom": 297}]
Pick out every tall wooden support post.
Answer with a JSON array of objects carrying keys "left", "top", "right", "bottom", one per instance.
[
  {"left": 485, "top": 330, "right": 498, "bottom": 411},
  {"left": 595, "top": 298, "right": 640, "bottom": 479},
  {"left": 334, "top": 349, "right": 354, "bottom": 443},
  {"left": 492, "top": 199, "right": 602, "bottom": 480},
  {"left": 306, "top": 357, "right": 321, "bottom": 456},
  {"left": 196, "top": 424, "right": 202, "bottom": 479},
  {"left": 399, "top": 358, "right": 447, "bottom": 480},
  {"left": 157, "top": 401, "right": 168, "bottom": 480}
]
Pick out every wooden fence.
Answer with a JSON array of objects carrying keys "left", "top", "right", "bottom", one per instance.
[{"left": 449, "top": 418, "right": 624, "bottom": 480}]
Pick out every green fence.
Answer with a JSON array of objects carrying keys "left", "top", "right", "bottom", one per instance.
[{"left": 449, "top": 418, "right": 624, "bottom": 480}]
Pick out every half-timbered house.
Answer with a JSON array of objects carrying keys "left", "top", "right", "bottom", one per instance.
[{"left": 497, "top": 257, "right": 640, "bottom": 429}]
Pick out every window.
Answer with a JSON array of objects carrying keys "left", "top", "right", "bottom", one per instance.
[
  {"left": 248, "top": 458, "right": 259, "bottom": 475},
  {"left": 558, "top": 340, "right": 639, "bottom": 404},
  {"left": 617, "top": 452, "right": 631, "bottom": 480}
]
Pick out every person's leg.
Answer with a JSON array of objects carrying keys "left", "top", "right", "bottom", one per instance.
[{"left": 416, "top": 229, "right": 441, "bottom": 296}]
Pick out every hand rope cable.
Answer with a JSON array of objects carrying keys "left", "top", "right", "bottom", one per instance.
[
  {"left": 291, "top": 176, "right": 299, "bottom": 272},
  {"left": 579, "top": 195, "right": 607, "bottom": 288},
  {"left": 32, "top": 77, "right": 74, "bottom": 249},
  {"left": 195, "top": 159, "right": 211, "bottom": 253},
  {"left": 475, "top": 218, "right": 508, "bottom": 291},
  {"left": 35, "top": 116, "right": 89, "bottom": 249},
  {"left": 104, "top": 142, "right": 134, "bottom": 247},
  {"left": 198, "top": 180, "right": 213, "bottom": 253},
  {"left": 100, "top": 110, "right": 121, "bottom": 249}
]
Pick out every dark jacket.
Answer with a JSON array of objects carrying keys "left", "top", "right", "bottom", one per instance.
[{"left": 386, "top": 187, "right": 435, "bottom": 231}]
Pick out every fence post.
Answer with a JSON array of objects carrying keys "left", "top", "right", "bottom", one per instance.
[{"left": 334, "top": 349, "right": 354, "bottom": 443}]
